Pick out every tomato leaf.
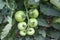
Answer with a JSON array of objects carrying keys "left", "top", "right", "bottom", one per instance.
[
  {"left": 38, "top": 18, "right": 48, "bottom": 27},
  {"left": 0, "top": 0, "right": 5, "bottom": 9},
  {"left": 52, "top": 18, "right": 60, "bottom": 23},
  {"left": 47, "top": 30, "right": 60, "bottom": 40},
  {"left": 28, "top": 0, "right": 40, "bottom": 5},
  {"left": 52, "top": 23, "right": 60, "bottom": 30},
  {"left": 25, "top": 36, "right": 33, "bottom": 40},
  {"left": 1, "top": 16, "right": 12, "bottom": 40},
  {"left": 34, "top": 35, "right": 45, "bottom": 40},
  {"left": 40, "top": 4, "right": 60, "bottom": 17},
  {"left": 38, "top": 29, "right": 46, "bottom": 37},
  {"left": 0, "top": 14, "right": 2, "bottom": 24}
]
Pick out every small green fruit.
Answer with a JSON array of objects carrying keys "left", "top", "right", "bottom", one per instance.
[
  {"left": 28, "top": 18, "right": 38, "bottom": 28},
  {"left": 29, "top": 9, "right": 39, "bottom": 18},
  {"left": 19, "top": 30, "right": 26, "bottom": 36},
  {"left": 18, "top": 22, "right": 27, "bottom": 30},
  {"left": 27, "top": 28, "right": 35, "bottom": 35},
  {"left": 15, "top": 11, "right": 26, "bottom": 22}
]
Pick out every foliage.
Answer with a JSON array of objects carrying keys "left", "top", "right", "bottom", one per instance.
[{"left": 0, "top": 0, "right": 60, "bottom": 40}]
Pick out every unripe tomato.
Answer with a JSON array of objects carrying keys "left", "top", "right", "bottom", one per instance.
[
  {"left": 15, "top": 11, "right": 26, "bottom": 22},
  {"left": 19, "top": 30, "right": 26, "bottom": 36},
  {"left": 27, "top": 28, "right": 35, "bottom": 35},
  {"left": 29, "top": 9, "right": 39, "bottom": 18},
  {"left": 27, "top": 0, "right": 39, "bottom": 8},
  {"left": 28, "top": 18, "right": 38, "bottom": 28},
  {"left": 18, "top": 22, "right": 27, "bottom": 30}
]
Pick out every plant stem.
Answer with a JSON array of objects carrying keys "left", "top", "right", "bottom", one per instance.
[
  {"left": 24, "top": 1, "right": 29, "bottom": 28},
  {"left": 6, "top": 0, "right": 14, "bottom": 10},
  {"left": 6, "top": 0, "right": 15, "bottom": 17}
]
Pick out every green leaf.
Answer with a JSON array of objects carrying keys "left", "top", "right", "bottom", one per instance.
[
  {"left": 58, "top": 36, "right": 60, "bottom": 40},
  {"left": 1, "top": 8, "right": 8, "bottom": 15},
  {"left": 28, "top": 0, "right": 40, "bottom": 5},
  {"left": 40, "top": 4, "right": 60, "bottom": 17},
  {"left": 52, "top": 23, "right": 60, "bottom": 30},
  {"left": 0, "top": 0, "right": 5, "bottom": 9},
  {"left": 3, "top": 23, "right": 17, "bottom": 40},
  {"left": 19, "top": 37, "right": 25, "bottom": 40},
  {"left": 27, "top": 0, "right": 40, "bottom": 8},
  {"left": 52, "top": 17, "right": 60, "bottom": 23},
  {"left": 1, "top": 16, "right": 12, "bottom": 40},
  {"left": 38, "top": 18, "right": 48, "bottom": 27},
  {"left": 0, "top": 14, "right": 2, "bottom": 24},
  {"left": 38, "top": 29, "right": 46, "bottom": 37},
  {"left": 12, "top": 18, "right": 16, "bottom": 25},
  {"left": 25, "top": 36, "right": 33, "bottom": 40},
  {"left": 47, "top": 30, "right": 60, "bottom": 40},
  {"left": 19, "top": 38, "right": 23, "bottom": 40},
  {"left": 50, "top": 0, "right": 60, "bottom": 9},
  {"left": 34, "top": 35, "right": 45, "bottom": 40}
]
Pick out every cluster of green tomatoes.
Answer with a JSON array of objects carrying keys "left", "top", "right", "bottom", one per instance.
[{"left": 15, "top": 9, "right": 39, "bottom": 36}]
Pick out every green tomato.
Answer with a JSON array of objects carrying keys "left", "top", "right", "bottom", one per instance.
[
  {"left": 27, "top": 28, "right": 35, "bottom": 35},
  {"left": 50, "top": 0, "right": 60, "bottom": 9},
  {"left": 28, "top": 18, "right": 38, "bottom": 28},
  {"left": 18, "top": 22, "right": 27, "bottom": 30},
  {"left": 15, "top": 11, "right": 26, "bottom": 22},
  {"left": 19, "top": 30, "right": 26, "bottom": 36},
  {"left": 29, "top": 9, "right": 39, "bottom": 18},
  {"left": 27, "top": 0, "right": 39, "bottom": 8}
]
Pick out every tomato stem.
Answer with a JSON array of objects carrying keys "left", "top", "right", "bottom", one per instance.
[{"left": 24, "top": 0, "right": 29, "bottom": 28}]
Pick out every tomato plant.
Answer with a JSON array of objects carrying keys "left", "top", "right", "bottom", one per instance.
[{"left": 0, "top": 0, "right": 60, "bottom": 40}]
